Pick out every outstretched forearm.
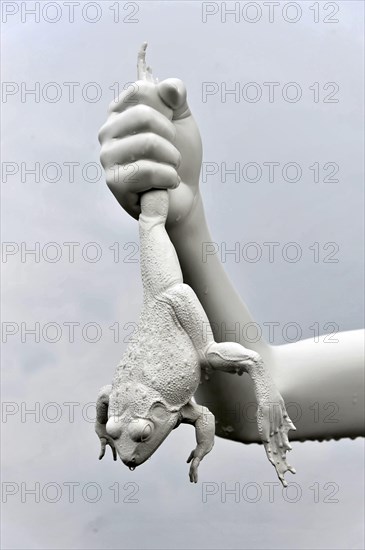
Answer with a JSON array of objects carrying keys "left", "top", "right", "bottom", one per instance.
[{"left": 272, "top": 330, "right": 364, "bottom": 441}]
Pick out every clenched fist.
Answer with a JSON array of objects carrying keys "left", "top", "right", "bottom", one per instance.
[{"left": 98, "top": 74, "right": 202, "bottom": 227}]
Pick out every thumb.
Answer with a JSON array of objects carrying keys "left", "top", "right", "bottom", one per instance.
[{"left": 157, "top": 78, "right": 191, "bottom": 120}]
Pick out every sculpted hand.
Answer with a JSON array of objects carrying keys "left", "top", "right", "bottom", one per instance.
[{"left": 98, "top": 43, "right": 202, "bottom": 227}]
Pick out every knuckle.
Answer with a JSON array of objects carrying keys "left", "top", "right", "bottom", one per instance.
[
  {"left": 98, "top": 123, "right": 108, "bottom": 144},
  {"left": 125, "top": 80, "right": 152, "bottom": 108},
  {"left": 142, "top": 162, "right": 157, "bottom": 183},
  {"left": 176, "top": 150, "right": 182, "bottom": 168},
  {"left": 123, "top": 162, "right": 140, "bottom": 187},
  {"left": 141, "top": 132, "right": 156, "bottom": 156},
  {"left": 135, "top": 79, "right": 155, "bottom": 96},
  {"left": 107, "top": 98, "right": 119, "bottom": 114},
  {"left": 105, "top": 167, "right": 118, "bottom": 188},
  {"left": 99, "top": 146, "right": 109, "bottom": 168},
  {"left": 170, "top": 122, "right": 177, "bottom": 142},
  {"left": 135, "top": 104, "right": 154, "bottom": 129},
  {"left": 107, "top": 80, "right": 154, "bottom": 114}
]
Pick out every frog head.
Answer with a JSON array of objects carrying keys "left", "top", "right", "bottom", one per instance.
[{"left": 106, "top": 399, "right": 181, "bottom": 469}]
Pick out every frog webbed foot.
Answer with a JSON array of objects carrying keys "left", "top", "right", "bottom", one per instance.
[{"left": 258, "top": 399, "right": 296, "bottom": 487}]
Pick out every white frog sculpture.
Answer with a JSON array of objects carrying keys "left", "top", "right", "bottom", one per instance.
[{"left": 95, "top": 44, "right": 296, "bottom": 485}]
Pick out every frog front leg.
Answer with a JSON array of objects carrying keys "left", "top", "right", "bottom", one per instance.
[
  {"left": 95, "top": 385, "right": 117, "bottom": 461},
  {"left": 204, "top": 341, "right": 296, "bottom": 486},
  {"left": 180, "top": 400, "right": 215, "bottom": 483}
]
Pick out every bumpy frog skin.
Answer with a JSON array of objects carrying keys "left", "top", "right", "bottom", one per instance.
[{"left": 95, "top": 44, "right": 296, "bottom": 485}]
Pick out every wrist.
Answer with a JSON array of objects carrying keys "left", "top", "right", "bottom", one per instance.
[{"left": 167, "top": 190, "right": 205, "bottom": 235}]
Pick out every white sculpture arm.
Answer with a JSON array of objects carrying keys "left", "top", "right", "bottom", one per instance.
[{"left": 168, "top": 196, "right": 365, "bottom": 443}]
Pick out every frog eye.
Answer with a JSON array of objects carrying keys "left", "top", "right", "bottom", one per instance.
[
  {"left": 141, "top": 423, "right": 152, "bottom": 441},
  {"left": 128, "top": 419, "right": 153, "bottom": 442}
]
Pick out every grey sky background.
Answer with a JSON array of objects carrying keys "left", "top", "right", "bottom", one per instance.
[{"left": 1, "top": 1, "right": 364, "bottom": 549}]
